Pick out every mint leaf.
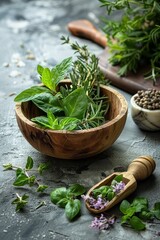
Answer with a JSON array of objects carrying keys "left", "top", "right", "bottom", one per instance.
[
  {"left": 41, "top": 68, "right": 53, "bottom": 91},
  {"left": 25, "top": 156, "right": 33, "bottom": 170},
  {"left": 129, "top": 216, "right": 146, "bottom": 231},
  {"left": 51, "top": 57, "right": 72, "bottom": 91},
  {"left": 14, "top": 86, "right": 51, "bottom": 102},
  {"left": 59, "top": 117, "right": 80, "bottom": 130},
  {"left": 112, "top": 174, "right": 123, "bottom": 183},
  {"left": 65, "top": 199, "right": 81, "bottom": 221},
  {"left": 67, "top": 184, "right": 86, "bottom": 197},
  {"left": 37, "top": 64, "right": 44, "bottom": 76},
  {"left": 50, "top": 187, "right": 67, "bottom": 204}
]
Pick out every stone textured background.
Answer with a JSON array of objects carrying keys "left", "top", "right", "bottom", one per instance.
[{"left": 0, "top": 0, "right": 160, "bottom": 239}]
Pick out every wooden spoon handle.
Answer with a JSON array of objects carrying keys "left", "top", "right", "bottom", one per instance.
[
  {"left": 67, "top": 19, "right": 107, "bottom": 48},
  {"left": 127, "top": 156, "right": 156, "bottom": 181}
]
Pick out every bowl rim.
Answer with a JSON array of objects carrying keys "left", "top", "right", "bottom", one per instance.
[
  {"left": 15, "top": 84, "right": 128, "bottom": 134},
  {"left": 130, "top": 94, "right": 160, "bottom": 113}
]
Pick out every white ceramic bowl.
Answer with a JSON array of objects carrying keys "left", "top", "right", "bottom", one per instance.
[{"left": 130, "top": 94, "right": 160, "bottom": 131}]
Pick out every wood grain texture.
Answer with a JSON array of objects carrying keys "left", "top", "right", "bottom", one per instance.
[
  {"left": 85, "top": 156, "right": 156, "bottom": 213},
  {"left": 15, "top": 81, "right": 128, "bottom": 159}
]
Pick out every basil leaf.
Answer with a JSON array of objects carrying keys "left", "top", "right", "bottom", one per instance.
[
  {"left": 13, "top": 172, "right": 29, "bottom": 186},
  {"left": 51, "top": 57, "right": 72, "bottom": 90},
  {"left": 25, "top": 156, "right": 33, "bottom": 170},
  {"left": 67, "top": 184, "right": 86, "bottom": 197},
  {"left": 129, "top": 216, "right": 146, "bottom": 231},
  {"left": 32, "top": 92, "right": 63, "bottom": 114},
  {"left": 132, "top": 197, "right": 148, "bottom": 212},
  {"left": 65, "top": 199, "right": 81, "bottom": 221},
  {"left": 57, "top": 198, "right": 69, "bottom": 208},
  {"left": 152, "top": 202, "right": 160, "bottom": 220},
  {"left": 14, "top": 86, "right": 51, "bottom": 102},
  {"left": 50, "top": 187, "right": 67, "bottom": 204},
  {"left": 63, "top": 88, "right": 88, "bottom": 119},
  {"left": 120, "top": 200, "right": 131, "bottom": 214}
]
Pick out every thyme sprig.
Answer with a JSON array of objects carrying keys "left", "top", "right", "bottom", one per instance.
[{"left": 100, "top": 0, "right": 160, "bottom": 85}]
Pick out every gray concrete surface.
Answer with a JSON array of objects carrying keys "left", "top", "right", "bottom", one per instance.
[{"left": 0, "top": 0, "right": 160, "bottom": 239}]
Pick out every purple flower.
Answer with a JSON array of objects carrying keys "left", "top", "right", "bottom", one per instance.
[
  {"left": 112, "top": 181, "right": 125, "bottom": 194},
  {"left": 81, "top": 195, "right": 108, "bottom": 210},
  {"left": 90, "top": 214, "right": 116, "bottom": 230}
]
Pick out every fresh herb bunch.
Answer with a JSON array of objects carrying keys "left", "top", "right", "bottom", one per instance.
[
  {"left": 3, "top": 156, "right": 48, "bottom": 211},
  {"left": 83, "top": 174, "right": 125, "bottom": 210},
  {"left": 99, "top": 0, "right": 160, "bottom": 84},
  {"left": 120, "top": 197, "right": 160, "bottom": 231},
  {"left": 50, "top": 184, "right": 86, "bottom": 220},
  {"left": 14, "top": 37, "right": 109, "bottom": 130}
]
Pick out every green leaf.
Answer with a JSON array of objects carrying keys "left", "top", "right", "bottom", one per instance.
[
  {"left": 63, "top": 88, "right": 88, "bottom": 119},
  {"left": 37, "top": 64, "right": 44, "bottom": 76},
  {"left": 37, "top": 185, "right": 48, "bottom": 192},
  {"left": 132, "top": 197, "right": 148, "bottom": 212},
  {"left": 120, "top": 200, "right": 131, "bottom": 214},
  {"left": 65, "top": 199, "right": 81, "bottom": 221},
  {"left": 3, "top": 163, "right": 13, "bottom": 171},
  {"left": 14, "top": 86, "right": 51, "bottom": 102},
  {"left": 16, "top": 168, "right": 23, "bottom": 177},
  {"left": 59, "top": 117, "right": 80, "bottom": 130},
  {"left": 28, "top": 175, "right": 36, "bottom": 187},
  {"left": 112, "top": 174, "right": 123, "bottom": 183},
  {"left": 51, "top": 57, "right": 72, "bottom": 90},
  {"left": 152, "top": 202, "right": 160, "bottom": 220},
  {"left": 13, "top": 172, "right": 29, "bottom": 186},
  {"left": 129, "top": 216, "right": 146, "bottom": 231},
  {"left": 57, "top": 198, "right": 69, "bottom": 208},
  {"left": 67, "top": 184, "right": 86, "bottom": 197},
  {"left": 25, "top": 156, "right": 33, "bottom": 170},
  {"left": 38, "top": 163, "right": 49, "bottom": 175},
  {"left": 12, "top": 193, "right": 29, "bottom": 212},
  {"left": 41, "top": 68, "right": 53, "bottom": 90},
  {"left": 32, "top": 92, "right": 63, "bottom": 114},
  {"left": 50, "top": 187, "right": 67, "bottom": 204},
  {"left": 31, "top": 116, "right": 52, "bottom": 129},
  {"left": 107, "top": 190, "right": 115, "bottom": 201}
]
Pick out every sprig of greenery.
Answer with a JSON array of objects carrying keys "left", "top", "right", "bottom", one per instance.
[
  {"left": 120, "top": 197, "right": 160, "bottom": 231},
  {"left": 3, "top": 156, "right": 48, "bottom": 211},
  {"left": 50, "top": 184, "right": 86, "bottom": 221},
  {"left": 99, "top": 0, "right": 160, "bottom": 84},
  {"left": 14, "top": 37, "right": 109, "bottom": 130}
]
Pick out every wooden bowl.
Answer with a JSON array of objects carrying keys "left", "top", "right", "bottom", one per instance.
[{"left": 15, "top": 83, "right": 128, "bottom": 159}]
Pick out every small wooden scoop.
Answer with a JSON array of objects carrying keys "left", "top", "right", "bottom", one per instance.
[{"left": 85, "top": 156, "right": 156, "bottom": 214}]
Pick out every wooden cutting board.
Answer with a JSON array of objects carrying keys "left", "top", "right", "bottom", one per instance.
[{"left": 68, "top": 20, "right": 160, "bottom": 94}]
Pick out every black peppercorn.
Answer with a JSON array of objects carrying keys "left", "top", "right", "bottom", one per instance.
[{"left": 134, "top": 89, "right": 160, "bottom": 110}]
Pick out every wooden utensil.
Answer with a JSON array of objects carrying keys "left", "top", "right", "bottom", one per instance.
[
  {"left": 68, "top": 20, "right": 160, "bottom": 94},
  {"left": 85, "top": 155, "right": 156, "bottom": 213}
]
